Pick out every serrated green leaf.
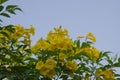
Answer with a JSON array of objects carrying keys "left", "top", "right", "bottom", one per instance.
[
  {"left": 0, "top": 6, "right": 4, "bottom": 11},
  {"left": 0, "top": 0, "right": 8, "bottom": 4},
  {"left": 0, "top": 12, "right": 10, "bottom": 18}
]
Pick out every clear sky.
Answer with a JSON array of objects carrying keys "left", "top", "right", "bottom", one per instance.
[{"left": 3, "top": 0, "right": 120, "bottom": 56}]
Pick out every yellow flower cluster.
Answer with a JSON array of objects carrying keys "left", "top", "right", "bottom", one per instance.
[
  {"left": 0, "top": 25, "right": 35, "bottom": 47},
  {"left": 95, "top": 68, "right": 114, "bottom": 80},
  {"left": 36, "top": 59, "right": 56, "bottom": 79},
  {"left": 31, "top": 26, "right": 73, "bottom": 53},
  {"left": 31, "top": 39, "right": 50, "bottom": 52},
  {"left": 46, "top": 26, "right": 73, "bottom": 50},
  {"left": 75, "top": 46, "right": 100, "bottom": 61},
  {"left": 14, "top": 25, "right": 35, "bottom": 46}
]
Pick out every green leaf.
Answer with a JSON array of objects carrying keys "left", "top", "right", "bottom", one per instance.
[
  {"left": 0, "top": 6, "right": 4, "bottom": 11},
  {"left": 7, "top": 9, "right": 16, "bottom": 14},
  {"left": 0, "top": 31, "right": 9, "bottom": 37},
  {"left": 102, "top": 51, "right": 111, "bottom": 58},
  {"left": 115, "top": 74, "right": 120, "bottom": 77},
  {"left": 0, "top": 0, "right": 8, "bottom": 4},
  {"left": 6, "top": 5, "right": 17, "bottom": 10},
  {"left": 0, "top": 12, "right": 10, "bottom": 18},
  {"left": 81, "top": 42, "right": 90, "bottom": 48},
  {"left": 0, "top": 19, "right": 3, "bottom": 22},
  {"left": 113, "top": 62, "right": 120, "bottom": 67},
  {"left": 113, "top": 54, "right": 118, "bottom": 62},
  {"left": 15, "top": 7, "right": 23, "bottom": 12},
  {"left": 77, "top": 40, "right": 80, "bottom": 48},
  {"left": 4, "top": 25, "right": 15, "bottom": 33},
  {"left": 118, "top": 58, "right": 120, "bottom": 62}
]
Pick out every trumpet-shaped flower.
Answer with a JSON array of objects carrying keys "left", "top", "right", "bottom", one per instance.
[
  {"left": 84, "top": 47, "right": 100, "bottom": 61},
  {"left": 65, "top": 60, "right": 78, "bottom": 72},
  {"left": 29, "top": 25, "right": 35, "bottom": 35},
  {"left": 36, "top": 61, "right": 44, "bottom": 70},
  {"left": 46, "top": 26, "right": 73, "bottom": 50},
  {"left": 95, "top": 69, "right": 114, "bottom": 80},
  {"left": 58, "top": 53, "right": 67, "bottom": 61},
  {"left": 87, "top": 32, "right": 96, "bottom": 42},
  {"left": 36, "top": 59, "right": 56, "bottom": 78}
]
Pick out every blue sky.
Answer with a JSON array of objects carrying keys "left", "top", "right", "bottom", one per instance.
[{"left": 3, "top": 0, "right": 120, "bottom": 56}]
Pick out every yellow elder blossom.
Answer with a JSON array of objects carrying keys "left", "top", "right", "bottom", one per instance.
[
  {"left": 84, "top": 74, "right": 90, "bottom": 80},
  {"left": 87, "top": 32, "right": 96, "bottom": 42},
  {"left": 66, "top": 60, "right": 78, "bottom": 72},
  {"left": 46, "top": 26, "right": 73, "bottom": 50},
  {"left": 36, "top": 59, "right": 56, "bottom": 78},
  {"left": 95, "top": 68, "right": 103, "bottom": 76},
  {"left": 77, "top": 35, "right": 84, "bottom": 39},
  {"left": 84, "top": 47, "right": 100, "bottom": 61},
  {"left": 46, "top": 69, "right": 56, "bottom": 79},
  {"left": 95, "top": 69, "right": 114, "bottom": 80},
  {"left": 13, "top": 25, "right": 25, "bottom": 39},
  {"left": 29, "top": 25, "right": 35, "bottom": 35},
  {"left": 36, "top": 61, "right": 44, "bottom": 70},
  {"left": 31, "top": 39, "right": 50, "bottom": 52},
  {"left": 58, "top": 53, "right": 67, "bottom": 61},
  {"left": 45, "top": 59, "right": 56, "bottom": 69},
  {"left": 103, "top": 69, "right": 114, "bottom": 80}
]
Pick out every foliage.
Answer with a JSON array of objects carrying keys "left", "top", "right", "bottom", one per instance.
[
  {"left": 0, "top": 25, "right": 120, "bottom": 80},
  {"left": 0, "top": 0, "right": 22, "bottom": 25}
]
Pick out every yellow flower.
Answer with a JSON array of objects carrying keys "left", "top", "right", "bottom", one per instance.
[
  {"left": 46, "top": 26, "right": 73, "bottom": 50},
  {"left": 14, "top": 25, "right": 25, "bottom": 34},
  {"left": 63, "top": 29, "right": 68, "bottom": 35},
  {"left": 103, "top": 69, "right": 114, "bottom": 80},
  {"left": 36, "top": 61, "right": 44, "bottom": 70},
  {"left": 40, "top": 64, "right": 51, "bottom": 75},
  {"left": 13, "top": 25, "right": 25, "bottom": 39},
  {"left": 77, "top": 35, "right": 84, "bottom": 39},
  {"left": 45, "top": 59, "right": 56, "bottom": 69},
  {"left": 31, "top": 39, "right": 50, "bottom": 53},
  {"left": 29, "top": 25, "right": 35, "bottom": 35},
  {"left": 95, "top": 69, "right": 114, "bottom": 80},
  {"left": 59, "top": 53, "right": 67, "bottom": 61},
  {"left": 66, "top": 60, "right": 78, "bottom": 72},
  {"left": 47, "top": 69, "right": 56, "bottom": 79},
  {"left": 84, "top": 74, "right": 90, "bottom": 80},
  {"left": 95, "top": 68, "right": 103, "bottom": 76},
  {"left": 84, "top": 47, "right": 100, "bottom": 61},
  {"left": 86, "top": 32, "right": 96, "bottom": 42},
  {"left": 40, "top": 59, "right": 56, "bottom": 77}
]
